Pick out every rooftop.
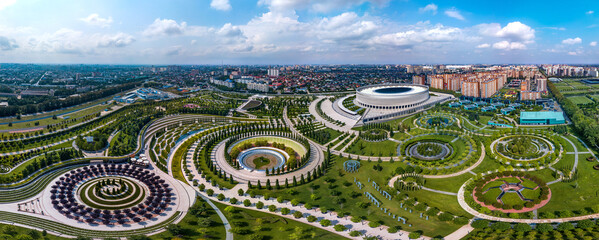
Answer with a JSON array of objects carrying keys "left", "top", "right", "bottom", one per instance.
[{"left": 520, "top": 111, "right": 565, "bottom": 121}]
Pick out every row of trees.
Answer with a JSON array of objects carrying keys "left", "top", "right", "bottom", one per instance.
[{"left": 548, "top": 81, "right": 599, "bottom": 149}]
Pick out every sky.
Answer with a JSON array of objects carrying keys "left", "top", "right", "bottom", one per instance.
[{"left": 0, "top": 0, "right": 598, "bottom": 65}]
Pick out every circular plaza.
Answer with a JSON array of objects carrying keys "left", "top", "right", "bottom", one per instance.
[{"left": 42, "top": 164, "right": 180, "bottom": 229}]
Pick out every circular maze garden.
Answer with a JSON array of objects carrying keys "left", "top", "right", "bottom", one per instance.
[
  {"left": 472, "top": 172, "right": 551, "bottom": 213},
  {"left": 50, "top": 164, "right": 173, "bottom": 225},
  {"left": 490, "top": 133, "right": 560, "bottom": 168},
  {"left": 399, "top": 132, "right": 473, "bottom": 169}
]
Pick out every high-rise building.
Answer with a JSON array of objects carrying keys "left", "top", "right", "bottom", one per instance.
[{"left": 412, "top": 75, "right": 426, "bottom": 85}]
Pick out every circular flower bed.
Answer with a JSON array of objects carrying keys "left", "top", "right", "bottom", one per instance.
[
  {"left": 50, "top": 164, "right": 172, "bottom": 225},
  {"left": 472, "top": 171, "right": 550, "bottom": 213}
]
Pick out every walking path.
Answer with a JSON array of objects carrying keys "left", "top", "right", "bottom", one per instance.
[
  {"left": 421, "top": 186, "right": 457, "bottom": 196},
  {"left": 308, "top": 96, "right": 358, "bottom": 133}
]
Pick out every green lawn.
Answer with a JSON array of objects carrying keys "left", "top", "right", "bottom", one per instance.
[
  {"left": 424, "top": 174, "right": 472, "bottom": 193},
  {"left": 568, "top": 96, "right": 594, "bottom": 105},
  {"left": 212, "top": 202, "right": 348, "bottom": 240},
  {"left": 249, "top": 155, "right": 465, "bottom": 237},
  {"left": 151, "top": 197, "right": 227, "bottom": 240},
  {"left": 345, "top": 139, "right": 399, "bottom": 157},
  {"left": 537, "top": 154, "right": 598, "bottom": 215},
  {"left": 0, "top": 222, "right": 67, "bottom": 240}
]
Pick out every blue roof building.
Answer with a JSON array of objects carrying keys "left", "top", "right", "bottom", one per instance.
[
  {"left": 449, "top": 102, "right": 461, "bottom": 108},
  {"left": 520, "top": 111, "right": 565, "bottom": 125},
  {"left": 501, "top": 107, "right": 515, "bottom": 115},
  {"left": 463, "top": 104, "right": 477, "bottom": 110},
  {"left": 481, "top": 106, "right": 496, "bottom": 112}
]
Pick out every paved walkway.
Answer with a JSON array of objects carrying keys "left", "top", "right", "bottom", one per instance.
[
  {"left": 421, "top": 186, "right": 457, "bottom": 196},
  {"left": 308, "top": 96, "right": 358, "bottom": 133}
]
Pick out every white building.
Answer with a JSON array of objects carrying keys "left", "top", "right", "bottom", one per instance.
[{"left": 267, "top": 69, "right": 279, "bottom": 77}]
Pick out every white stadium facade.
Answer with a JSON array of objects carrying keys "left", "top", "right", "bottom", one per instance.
[{"left": 332, "top": 83, "right": 454, "bottom": 126}]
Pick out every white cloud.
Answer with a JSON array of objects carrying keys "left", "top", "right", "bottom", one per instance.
[
  {"left": 568, "top": 51, "right": 577, "bottom": 56},
  {"left": 0, "top": 0, "right": 16, "bottom": 11},
  {"left": 419, "top": 3, "right": 437, "bottom": 15},
  {"left": 96, "top": 33, "right": 135, "bottom": 48},
  {"left": 591, "top": 41, "right": 597, "bottom": 47},
  {"left": 476, "top": 21, "right": 535, "bottom": 51},
  {"left": 258, "top": 0, "right": 389, "bottom": 13},
  {"left": 476, "top": 43, "right": 490, "bottom": 48},
  {"left": 143, "top": 18, "right": 187, "bottom": 37},
  {"left": 0, "top": 36, "right": 18, "bottom": 50},
  {"left": 313, "top": 12, "right": 379, "bottom": 46},
  {"left": 562, "top": 37, "right": 582, "bottom": 45},
  {"left": 80, "top": 14, "right": 113, "bottom": 28},
  {"left": 370, "top": 23, "right": 463, "bottom": 48},
  {"left": 492, "top": 41, "right": 526, "bottom": 50},
  {"left": 210, "top": 0, "right": 231, "bottom": 11},
  {"left": 587, "top": 10, "right": 594, "bottom": 15},
  {"left": 444, "top": 8, "right": 465, "bottom": 21}
]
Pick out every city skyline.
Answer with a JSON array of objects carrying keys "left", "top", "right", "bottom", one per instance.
[{"left": 0, "top": 0, "right": 598, "bottom": 64}]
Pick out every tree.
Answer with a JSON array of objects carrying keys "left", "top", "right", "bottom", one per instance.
[
  {"left": 238, "top": 188, "right": 244, "bottom": 196},
  {"left": 368, "top": 221, "right": 380, "bottom": 228},
  {"left": 307, "top": 215, "right": 317, "bottom": 222},
  {"left": 333, "top": 224, "right": 347, "bottom": 232},
  {"left": 536, "top": 223, "right": 553, "bottom": 232},
  {"left": 166, "top": 224, "right": 183, "bottom": 236},
  {"left": 491, "top": 222, "right": 511, "bottom": 231},
  {"left": 256, "top": 201, "right": 264, "bottom": 209},
  {"left": 293, "top": 211, "right": 303, "bottom": 218},
  {"left": 224, "top": 206, "right": 236, "bottom": 214},
  {"left": 197, "top": 217, "right": 212, "bottom": 228},
  {"left": 471, "top": 220, "right": 489, "bottom": 229},
  {"left": 577, "top": 219, "right": 595, "bottom": 229},
  {"left": 514, "top": 223, "right": 532, "bottom": 232},
  {"left": 243, "top": 199, "right": 251, "bottom": 207},
  {"left": 268, "top": 205, "right": 277, "bottom": 212},
  {"left": 217, "top": 193, "right": 225, "bottom": 201},
  {"left": 556, "top": 222, "right": 574, "bottom": 231},
  {"left": 2, "top": 225, "right": 17, "bottom": 236},
  {"left": 408, "top": 231, "right": 422, "bottom": 239},
  {"left": 320, "top": 219, "right": 331, "bottom": 227}
]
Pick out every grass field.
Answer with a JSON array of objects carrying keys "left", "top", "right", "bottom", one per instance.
[
  {"left": 151, "top": 197, "right": 227, "bottom": 240},
  {"left": 249, "top": 155, "right": 466, "bottom": 237},
  {"left": 212, "top": 202, "right": 348, "bottom": 240},
  {"left": 346, "top": 139, "right": 399, "bottom": 157},
  {"left": 536, "top": 153, "right": 597, "bottom": 216},
  {"left": 567, "top": 96, "right": 594, "bottom": 105}
]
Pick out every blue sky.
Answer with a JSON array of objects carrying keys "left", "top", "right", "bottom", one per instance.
[{"left": 0, "top": 0, "right": 597, "bottom": 64}]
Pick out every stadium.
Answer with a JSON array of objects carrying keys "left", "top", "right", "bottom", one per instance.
[
  {"left": 356, "top": 84, "right": 430, "bottom": 110},
  {"left": 333, "top": 83, "right": 454, "bottom": 125}
]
